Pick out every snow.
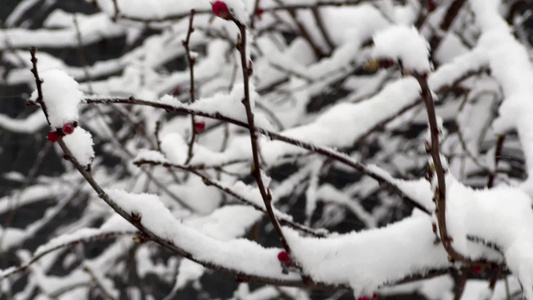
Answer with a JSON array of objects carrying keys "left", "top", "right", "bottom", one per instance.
[
  {"left": 172, "top": 260, "right": 205, "bottom": 292},
  {"left": 216, "top": 0, "right": 249, "bottom": 24},
  {"left": 62, "top": 127, "right": 95, "bottom": 167},
  {"left": 0, "top": 110, "right": 47, "bottom": 134},
  {"left": 160, "top": 133, "right": 189, "bottom": 164},
  {"left": 283, "top": 212, "right": 450, "bottom": 295},
  {"left": 158, "top": 83, "right": 273, "bottom": 131},
  {"left": 468, "top": 0, "right": 533, "bottom": 197},
  {"left": 373, "top": 25, "right": 431, "bottom": 73},
  {"left": 106, "top": 189, "right": 298, "bottom": 279},
  {"left": 34, "top": 215, "right": 135, "bottom": 257},
  {"left": 31, "top": 69, "right": 83, "bottom": 129},
  {"left": 0, "top": 12, "right": 125, "bottom": 49},
  {"left": 186, "top": 205, "right": 263, "bottom": 241}
]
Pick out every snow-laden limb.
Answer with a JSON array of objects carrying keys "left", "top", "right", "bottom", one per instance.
[
  {"left": 444, "top": 175, "right": 533, "bottom": 298},
  {"left": 0, "top": 215, "right": 135, "bottom": 280},
  {"left": 6, "top": 49, "right": 132, "bottom": 85},
  {"left": 105, "top": 189, "right": 301, "bottom": 282},
  {"left": 0, "top": 12, "right": 125, "bottom": 50},
  {"left": 133, "top": 155, "right": 326, "bottom": 236},
  {"left": 163, "top": 260, "right": 205, "bottom": 300},
  {"left": 316, "top": 184, "right": 377, "bottom": 228},
  {"left": 0, "top": 111, "right": 47, "bottom": 134},
  {"left": 283, "top": 212, "right": 450, "bottom": 296},
  {"left": 372, "top": 25, "right": 431, "bottom": 73},
  {"left": 158, "top": 82, "right": 272, "bottom": 131},
  {"left": 468, "top": 0, "right": 533, "bottom": 195},
  {"left": 26, "top": 238, "right": 129, "bottom": 298},
  {"left": 30, "top": 69, "right": 83, "bottom": 129},
  {"left": 93, "top": 0, "right": 205, "bottom": 21},
  {"left": 91, "top": 96, "right": 433, "bottom": 214}
]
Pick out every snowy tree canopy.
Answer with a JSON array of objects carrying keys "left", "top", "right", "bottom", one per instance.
[{"left": 2, "top": 0, "right": 533, "bottom": 299}]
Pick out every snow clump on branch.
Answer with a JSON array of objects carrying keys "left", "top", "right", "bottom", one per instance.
[{"left": 372, "top": 25, "right": 431, "bottom": 73}]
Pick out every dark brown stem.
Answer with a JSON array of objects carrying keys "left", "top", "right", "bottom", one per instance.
[
  {"left": 487, "top": 135, "right": 506, "bottom": 188},
  {"left": 134, "top": 159, "right": 326, "bottom": 237},
  {"left": 183, "top": 10, "right": 197, "bottom": 165},
  {"left": 236, "top": 23, "right": 293, "bottom": 254},
  {"left": 428, "top": 0, "right": 468, "bottom": 54},
  {"left": 29, "top": 47, "right": 50, "bottom": 126},
  {"left": 111, "top": 0, "right": 120, "bottom": 22},
  {"left": 283, "top": 5, "right": 325, "bottom": 59},
  {"left": 311, "top": 7, "right": 335, "bottom": 52},
  {"left": 414, "top": 73, "right": 467, "bottom": 263},
  {"left": 85, "top": 96, "right": 432, "bottom": 215}
]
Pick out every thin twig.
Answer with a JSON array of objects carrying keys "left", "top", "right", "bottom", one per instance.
[
  {"left": 0, "top": 232, "right": 132, "bottom": 280},
  {"left": 83, "top": 265, "right": 116, "bottom": 300},
  {"left": 251, "top": 0, "right": 262, "bottom": 29},
  {"left": 104, "top": 1, "right": 365, "bottom": 24},
  {"left": 134, "top": 159, "right": 326, "bottom": 237},
  {"left": 183, "top": 10, "right": 197, "bottom": 165},
  {"left": 311, "top": 7, "right": 335, "bottom": 52},
  {"left": 235, "top": 22, "right": 293, "bottom": 254},
  {"left": 85, "top": 96, "right": 432, "bottom": 215},
  {"left": 428, "top": 0, "right": 468, "bottom": 54}
]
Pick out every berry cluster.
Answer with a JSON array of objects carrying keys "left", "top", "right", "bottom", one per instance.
[{"left": 47, "top": 122, "right": 76, "bottom": 142}]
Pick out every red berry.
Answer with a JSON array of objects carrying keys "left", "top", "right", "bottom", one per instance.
[
  {"left": 194, "top": 121, "right": 206, "bottom": 134},
  {"left": 256, "top": 8, "right": 265, "bottom": 16},
  {"left": 47, "top": 131, "right": 60, "bottom": 143},
  {"left": 473, "top": 266, "right": 482, "bottom": 274},
  {"left": 428, "top": 0, "right": 436, "bottom": 12},
  {"left": 357, "top": 297, "right": 370, "bottom": 300},
  {"left": 173, "top": 86, "right": 182, "bottom": 95},
  {"left": 212, "top": 1, "right": 232, "bottom": 20},
  {"left": 277, "top": 251, "right": 290, "bottom": 264},
  {"left": 62, "top": 123, "right": 75, "bottom": 135}
]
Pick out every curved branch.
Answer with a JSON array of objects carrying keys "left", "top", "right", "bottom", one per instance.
[{"left": 85, "top": 96, "right": 431, "bottom": 215}]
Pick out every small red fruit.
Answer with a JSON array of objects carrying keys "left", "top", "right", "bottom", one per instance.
[
  {"left": 357, "top": 297, "right": 370, "bottom": 300},
  {"left": 173, "top": 86, "right": 182, "bottom": 95},
  {"left": 48, "top": 131, "right": 60, "bottom": 143},
  {"left": 277, "top": 251, "right": 290, "bottom": 264},
  {"left": 256, "top": 8, "right": 265, "bottom": 16},
  {"left": 473, "top": 266, "right": 482, "bottom": 274},
  {"left": 62, "top": 123, "right": 75, "bottom": 135},
  {"left": 428, "top": 0, "right": 436, "bottom": 12},
  {"left": 212, "top": 1, "right": 232, "bottom": 20},
  {"left": 194, "top": 121, "right": 206, "bottom": 134}
]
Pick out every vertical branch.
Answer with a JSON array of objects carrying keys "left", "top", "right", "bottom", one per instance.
[
  {"left": 414, "top": 73, "right": 467, "bottom": 263},
  {"left": 487, "top": 135, "right": 505, "bottom": 188},
  {"left": 428, "top": 0, "right": 468, "bottom": 54},
  {"left": 183, "top": 10, "right": 197, "bottom": 164},
  {"left": 111, "top": 0, "right": 120, "bottom": 22},
  {"left": 250, "top": 0, "right": 262, "bottom": 29},
  {"left": 274, "top": 0, "right": 325, "bottom": 59},
  {"left": 29, "top": 47, "right": 50, "bottom": 126},
  {"left": 311, "top": 7, "right": 335, "bottom": 53},
  {"left": 236, "top": 23, "right": 292, "bottom": 254}
]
